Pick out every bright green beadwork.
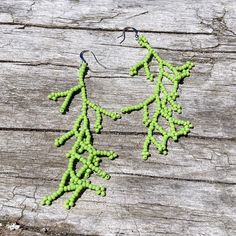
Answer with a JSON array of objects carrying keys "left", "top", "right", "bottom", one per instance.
[
  {"left": 42, "top": 62, "right": 121, "bottom": 209},
  {"left": 121, "top": 35, "right": 194, "bottom": 160}
]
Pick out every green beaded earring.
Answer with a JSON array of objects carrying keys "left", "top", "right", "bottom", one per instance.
[
  {"left": 119, "top": 27, "right": 194, "bottom": 160},
  {"left": 42, "top": 50, "right": 121, "bottom": 209}
]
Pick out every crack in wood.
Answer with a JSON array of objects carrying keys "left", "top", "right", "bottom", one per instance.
[
  {"left": 0, "top": 22, "right": 214, "bottom": 35},
  {"left": 1, "top": 170, "right": 235, "bottom": 186},
  {"left": 0, "top": 127, "right": 234, "bottom": 142}
]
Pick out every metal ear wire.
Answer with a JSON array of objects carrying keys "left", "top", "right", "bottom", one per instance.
[
  {"left": 117, "top": 27, "right": 139, "bottom": 44},
  {"left": 80, "top": 50, "right": 107, "bottom": 69}
]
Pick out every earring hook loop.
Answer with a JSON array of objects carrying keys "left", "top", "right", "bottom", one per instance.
[
  {"left": 79, "top": 50, "right": 107, "bottom": 69},
  {"left": 117, "top": 27, "right": 139, "bottom": 44}
]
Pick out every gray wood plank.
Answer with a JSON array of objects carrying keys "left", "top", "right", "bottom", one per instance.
[
  {"left": 0, "top": 0, "right": 235, "bottom": 35},
  {"left": 0, "top": 130, "right": 235, "bottom": 234},
  {"left": 0, "top": 130, "right": 235, "bottom": 184},
  {"left": 0, "top": 167, "right": 235, "bottom": 236},
  {"left": 0, "top": 26, "right": 235, "bottom": 139},
  {"left": 0, "top": 25, "right": 236, "bottom": 66},
  {"left": 0, "top": 58, "right": 235, "bottom": 138},
  {"left": 1, "top": 130, "right": 236, "bottom": 184}
]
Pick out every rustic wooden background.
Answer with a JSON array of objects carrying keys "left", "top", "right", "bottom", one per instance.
[{"left": 0, "top": 0, "right": 236, "bottom": 235}]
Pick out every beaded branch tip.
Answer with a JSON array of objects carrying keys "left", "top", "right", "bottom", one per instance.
[
  {"left": 121, "top": 34, "right": 194, "bottom": 160},
  {"left": 42, "top": 62, "right": 121, "bottom": 209}
]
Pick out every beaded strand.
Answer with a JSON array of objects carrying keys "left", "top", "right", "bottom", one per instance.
[
  {"left": 42, "top": 62, "right": 121, "bottom": 209},
  {"left": 121, "top": 35, "right": 194, "bottom": 160}
]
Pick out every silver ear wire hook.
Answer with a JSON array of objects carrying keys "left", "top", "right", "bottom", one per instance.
[
  {"left": 80, "top": 50, "right": 107, "bottom": 69},
  {"left": 117, "top": 27, "right": 139, "bottom": 44}
]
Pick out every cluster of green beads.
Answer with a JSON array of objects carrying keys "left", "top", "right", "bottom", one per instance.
[
  {"left": 42, "top": 62, "right": 120, "bottom": 209},
  {"left": 122, "top": 35, "right": 194, "bottom": 160}
]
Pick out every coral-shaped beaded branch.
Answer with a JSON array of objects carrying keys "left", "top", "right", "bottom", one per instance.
[
  {"left": 121, "top": 35, "right": 194, "bottom": 160},
  {"left": 42, "top": 63, "right": 121, "bottom": 209}
]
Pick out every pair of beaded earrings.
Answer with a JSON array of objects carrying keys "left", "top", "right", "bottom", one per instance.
[{"left": 42, "top": 27, "right": 194, "bottom": 209}]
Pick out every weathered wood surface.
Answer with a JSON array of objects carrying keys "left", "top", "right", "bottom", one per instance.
[
  {"left": 0, "top": 132, "right": 236, "bottom": 236},
  {"left": 0, "top": 0, "right": 236, "bottom": 235},
  {"left": 0, "top": 28, "right": 235, "bottom": 139},
  {"left": 0, "top": 0, "right": 236, "bottom": 34}
]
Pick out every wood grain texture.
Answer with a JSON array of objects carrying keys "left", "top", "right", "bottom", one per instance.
[
  {"left": 0, "top": 27, "right": 235, "bottom": 139},
  {"left": 0, "top": 0, "right": 236, "bottom": 34},
  {"left": 0, "top": 131, "right": 236, "bottom": 183},
  {"left": 0, "top": 0, "right": 236, "bottom": 235},
  {"left": 0, "top": 131, "right": 235, "bottom": 236}
]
